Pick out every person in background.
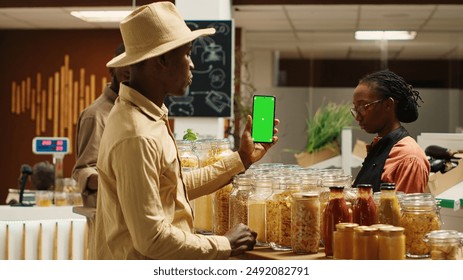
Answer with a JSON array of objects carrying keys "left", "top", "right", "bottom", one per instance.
[
  {"left": 31, "top": 161, "right": 55, "bottom": 191},
  {"left": 72, "top": 43, "right": 130, "bottom": 208},
  {"left": 94, "top": 2, "right": 279, "bottom": 260},
  {"left": 351, "top": 69, "right": 430, "bottom": 193}
]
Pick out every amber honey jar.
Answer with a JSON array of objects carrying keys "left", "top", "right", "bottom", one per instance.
[
  {"left": 353, "top": 226, "right": 379, "bottom": 260},
  {"left": 378, "top": 226, "right": 406, "bottom": 260},
  {"left": 333, "top": 222, "right": 358, "bottom": 259}
]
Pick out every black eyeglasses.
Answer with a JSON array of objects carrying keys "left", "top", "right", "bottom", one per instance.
[{"left": 350, "top": 99, "right": 385, "bottom": 118}]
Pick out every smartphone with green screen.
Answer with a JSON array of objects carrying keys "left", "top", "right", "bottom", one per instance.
[{"left": 251, "top": 95, "right": 276, "bottom": 143}]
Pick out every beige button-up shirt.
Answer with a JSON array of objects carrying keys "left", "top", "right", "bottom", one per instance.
[
  {"left": 94, "top": 83, "right": 245, "bottom": 259},
  {"left": 72, "top": 85, "right": 118, "bottom": 193}
]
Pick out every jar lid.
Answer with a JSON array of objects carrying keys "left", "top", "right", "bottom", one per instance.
[
  {"left": 424, "top": 230, "right": 461, "bottom": 243},
  {"left": 253, "top": 181, "right": 273, "bottom": 188},
  {"left": 285, "top": 179, "right": 302, "bottom": 188},
  {"left": 354, "top": 226, "right": 378, "bottom": 234},
  {"left": 356, "top": 183, "right": 372, "bottom": 189},
  {"left": 380, "top": 182, "right": 396, "bottom": 190},
  {"left": 378, "top": 226, "right": 404, "bottom": 233},
  {"left": 370, "top": 224, "right": 394, "bottom": 230},
  {"left": 292, "top": 192, "right": 319, "bottom": 199},
  {"left": 234, "top": 174, "right": 254, "bottom": 187},
  {"left": 328, "top": 185, "right": 345, "bottom": 190},
  {"left": 401, "top": 193, "right": 439, "bottom": 207},
  {"left": 336, "top": 222, "right": 359, "bottom": 230}
]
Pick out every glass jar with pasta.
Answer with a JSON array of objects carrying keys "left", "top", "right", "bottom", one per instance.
[
  {"left": 291, "top": 192, "right": 320, "bottom": 254},
  {"left": 400, "top": 194, "right": 441, "bottom": 258},
  {"left": 265, "top": 177, "right": 284, "bottom": 248},
  {"left": 177, "top": 140, "right": 199, "bottom": 172},
  {"left": 212, "top": 139, "right": 234, "bottom": 235},
  {"left": 229, "top": 174, "right": 252, "bottom": 229},
  {"left": 274, "top": 177, "right": 302, "bottom": 250}
]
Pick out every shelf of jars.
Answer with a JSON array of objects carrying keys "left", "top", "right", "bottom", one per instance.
[{"left": 177, "top": 139, "right": 463, "bottom": 261}]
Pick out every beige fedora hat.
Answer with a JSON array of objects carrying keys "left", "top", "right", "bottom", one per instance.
[{"left": 107, "top": 1, "right": 215, "bottom": 68}]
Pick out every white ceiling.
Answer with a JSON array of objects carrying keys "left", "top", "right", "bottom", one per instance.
[{"left": 1, "top": 4, "right": 463, "bottom": 60}]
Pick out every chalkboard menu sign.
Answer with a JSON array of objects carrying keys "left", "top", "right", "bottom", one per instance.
[{"left": 165, "top": 20, "right": 233, "bottom": 117}]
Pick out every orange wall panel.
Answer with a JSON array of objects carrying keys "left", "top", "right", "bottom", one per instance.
[{"left": 0, "top": 29, "right": 122, "bottom": 204}]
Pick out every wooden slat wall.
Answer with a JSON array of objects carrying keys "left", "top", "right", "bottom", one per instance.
[
  {"left": 0, "top": 29, "right": 122, "bottom": 204},
  {"left": 9, "top": 55, "right": 110, "bottom": 154}
]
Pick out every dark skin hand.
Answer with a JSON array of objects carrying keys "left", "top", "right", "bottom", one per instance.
[
  {"left": 224, "top": 223, "right": 258, "bottom": 257},
  {"left": 238, "top": 115, "right": 280, "bottom": 169},
  {"left": 86, "top": 173, "right": 98, "bottom": 191}
]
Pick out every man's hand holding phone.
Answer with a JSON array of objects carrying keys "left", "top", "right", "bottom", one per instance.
[{"left": 238, "top": 114, "right": 279, "bottom": 169}]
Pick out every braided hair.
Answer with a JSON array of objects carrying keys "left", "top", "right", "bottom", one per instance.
[{"left": 359, "top": 69, "right": 423, "bottom": 123}]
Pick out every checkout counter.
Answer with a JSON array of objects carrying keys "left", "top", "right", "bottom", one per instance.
[
  {"left": 0, "top": 137, "right": 88, "bottom": 260},
  {"left": 0, "top": 206, "right": 87, "bottom": 260}
]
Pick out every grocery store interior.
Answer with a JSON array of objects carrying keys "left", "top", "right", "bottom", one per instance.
[{"left": 0, "top": 0, "right": 462, "bottom": 261}]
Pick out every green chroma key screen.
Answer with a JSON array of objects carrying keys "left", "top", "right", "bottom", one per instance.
[{"left": 251, "top": 95, "right": 275, "bottom": 143}]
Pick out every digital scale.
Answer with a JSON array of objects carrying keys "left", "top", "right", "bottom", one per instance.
[
  {"left": 8, "top": 137, "right": 70, "bottom": 206},
  {"left": 32, "top": 137, "right": 70, "bottom": 179}
]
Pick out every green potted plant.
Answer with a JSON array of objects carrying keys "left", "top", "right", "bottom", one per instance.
[{"left": 295, "top": 101, "right": 353, "bottom": 167}]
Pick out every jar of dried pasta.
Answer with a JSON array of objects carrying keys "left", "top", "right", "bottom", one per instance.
[
  {"left": 212, "top": 183, "right": 233, "bottom": 235},
  {"left": 299, "top": 170, "right": 321, "bottom": 193},
  {"left": 215, "top": 138, "right": 233, "bottom": 160},
  {"left": 265, "top": 177, "right": 284, "bottom": 248},
  {"left": 211, "top": 139, "right": 234, "bottom": 235},
  {"left": 177, "top": 140, "right": 199, "bottom": 172},
  {"left": 273, "top": 177, "right": 301, "bottom": 250},
  {"left": 291, "top": 192, "right": 320, "bottom": 254},
  {"left": 400, "top": 194, "right": 441, "bottom": 258},
  {"left": 229, "top": 174, "right": 252, "bottom": 229}
]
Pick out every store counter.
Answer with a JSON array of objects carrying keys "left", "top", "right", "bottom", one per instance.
[
  {"left": 238, "top": 247, "right": 438, "bottom": 260},
  {"left": 0, "top": 206, "right": 87, "bottom": 260},
  {"left": 238, "top": 247, "right": 328, "bottom": 260}
]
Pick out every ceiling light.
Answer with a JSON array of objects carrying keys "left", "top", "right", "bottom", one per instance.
[
  {"left": 355, "top": 31, "right": 416, "bottom": 41},
  {"left": 70, "top": 11, "right": 132, "bottom": 22}
]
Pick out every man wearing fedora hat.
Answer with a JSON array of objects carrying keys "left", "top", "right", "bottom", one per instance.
[{"left": 94, "top": 2, "right": 279, "bottom": 259}]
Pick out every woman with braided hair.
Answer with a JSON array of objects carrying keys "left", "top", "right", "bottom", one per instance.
[{"left": 351, "top": 69, "right": 430, "bottom": 193}]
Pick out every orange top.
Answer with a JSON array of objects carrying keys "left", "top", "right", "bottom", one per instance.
[{"left": 381, "top": 136, "right": 430, "bottom": 193}]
